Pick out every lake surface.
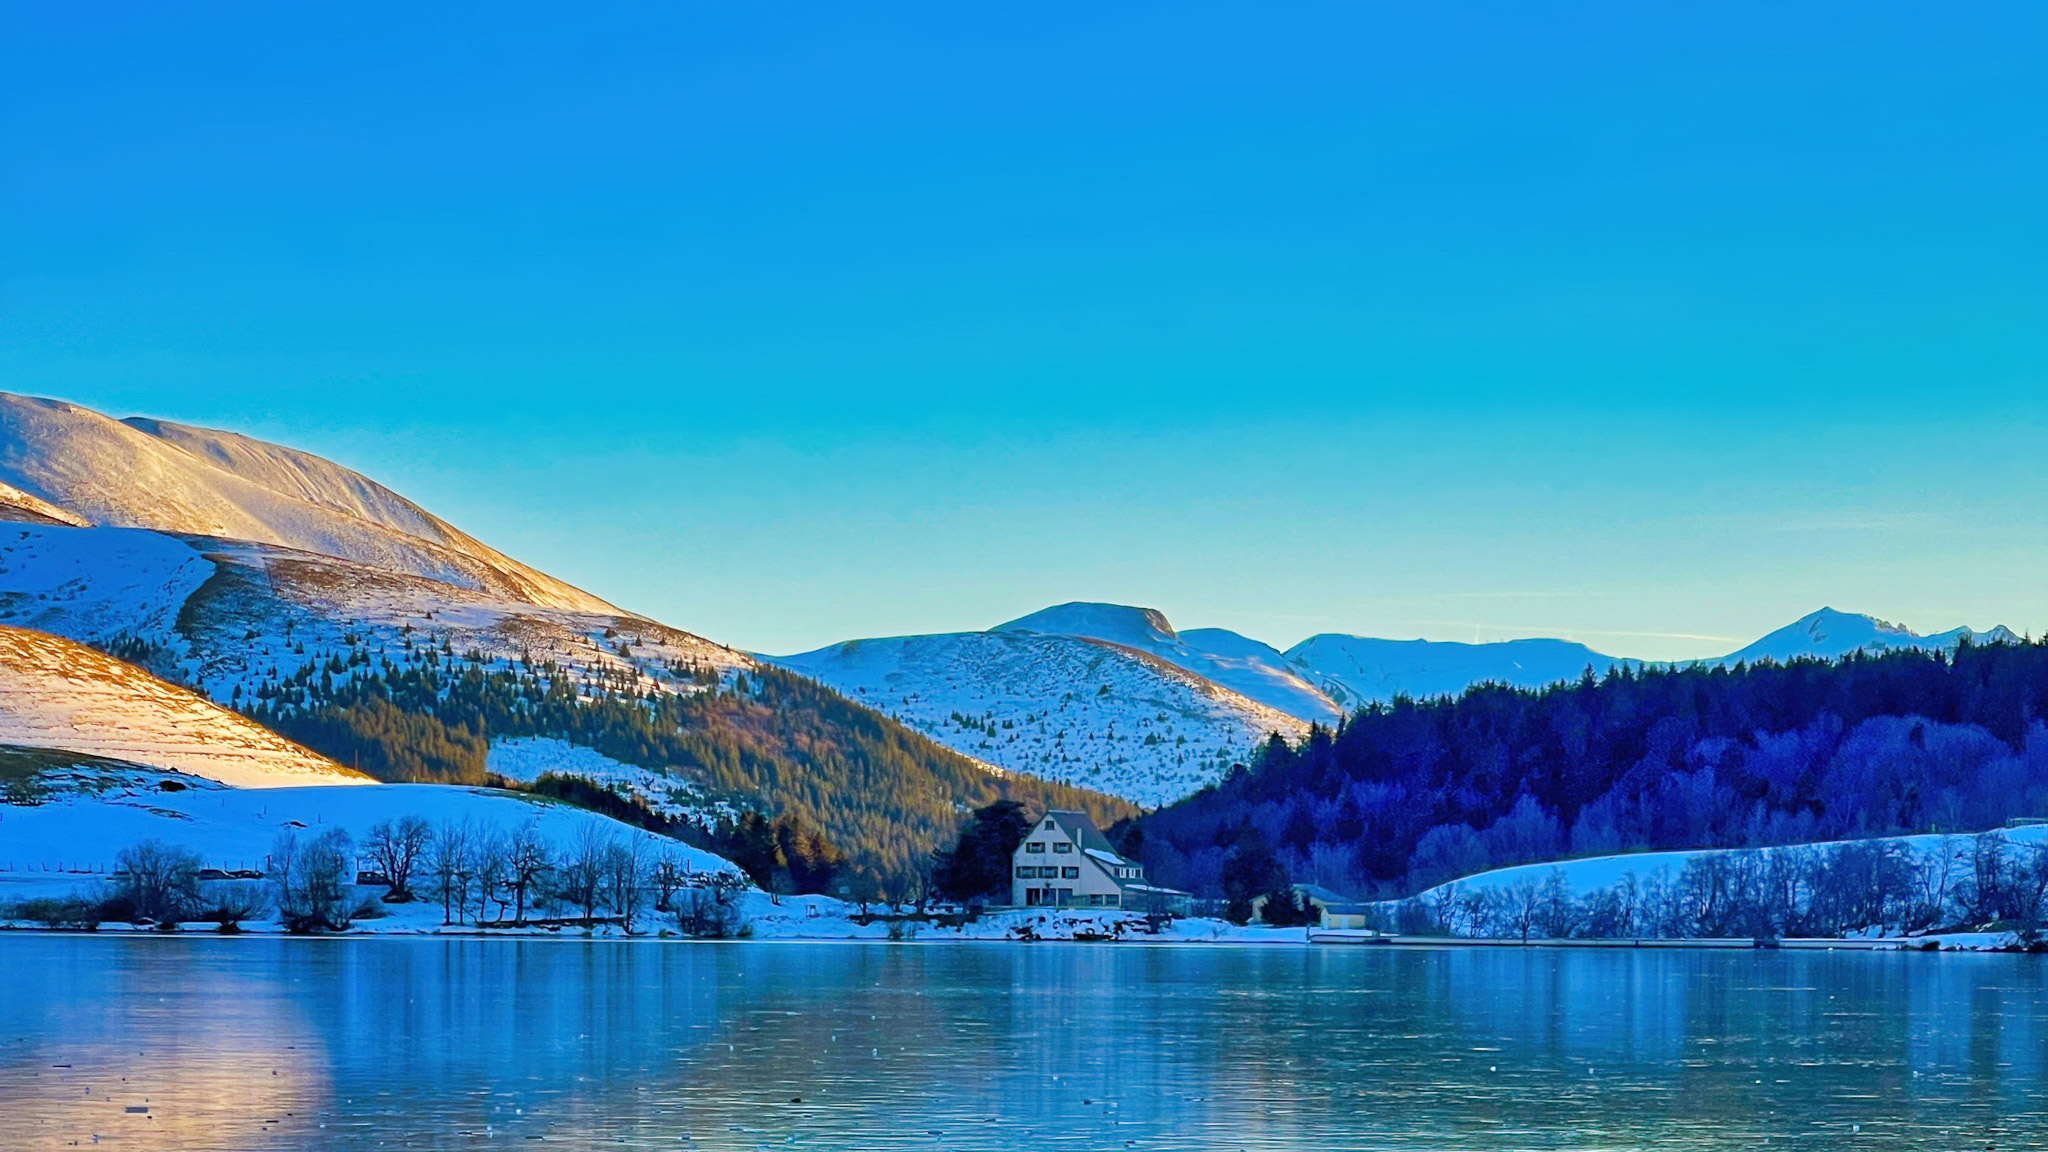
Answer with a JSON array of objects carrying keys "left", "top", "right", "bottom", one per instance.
[{"left": 2, "top": 938, "right": 2047, "bottom": 1150}]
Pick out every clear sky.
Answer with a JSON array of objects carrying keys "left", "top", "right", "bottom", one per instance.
[{"left": 4, "top": 3, "right": 2044, "bottom": 658}]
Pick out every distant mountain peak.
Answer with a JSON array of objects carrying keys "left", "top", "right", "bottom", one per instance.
[
  {"left": 1722, "top": 608, "right": 2016, "bottom": 666},
  {"left": 994, "top": 602, "right": 1179, "bottom": 646},
  {"left": 1792, "top": 607, "right": 1912, "bottom": 641}
]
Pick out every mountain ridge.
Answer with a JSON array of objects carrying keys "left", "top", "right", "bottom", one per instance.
[{"left": 0, "top": 393, "right": 618, "bottom": 614}]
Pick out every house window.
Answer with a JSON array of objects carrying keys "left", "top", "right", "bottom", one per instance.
[
  {"left": 1061, "top": 867, "right": 1079, "bottom": 879},
  {"left": 1015, "top": 866, "right": 1032, "bottom": 878},
  {"left": 1045, "top": 819, "right": 1057, "bottom": 829},
  {"left": 1087, "top": 894, "right": 1104, "bottom": 906},
  {"left": 1103, "top": 894, "right": 1120, "bottom": 907},
  {"left": 1052, "top": 842, "right": 1073, "bottom": 854},
  {"left": 1025, "top": 842, "right": 1045, "bottom": 854}
]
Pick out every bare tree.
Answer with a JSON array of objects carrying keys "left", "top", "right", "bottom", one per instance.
[
  {"left": 604, "top": 838, "right": 647, "bottom": 933},
  {"left": 364, "top": 816, "right": 433, "bottom": 902},
  {"left": 650, "top": 851, "right": 692, "bottom": 913},
  {"left": 505, "top": 823, "right": 552, "bottom": 925},
  {"left": 1536, "top": 868, "right": 1579, "bottom": 938},
  {"left": 427, "top": 820, "right": 474, "bottom": 925},
  {"left": 277, "top": 828, "right": 356, "bottom": 933},
  {"left": 196, "top": 882, "right": 268, "bottom": 933},
  {"left": 471, "top": 826, "right": 511, "bottom": 926},
  {"left": 115, "top": 839, "right": 204, "bottom": 926},
  {"left": 1502, "top": 877, "right": 1543, "bottom": 940},
  {"left": 674, "top": 873, "right": 747, "bottom": 938},
  {"left": 559, "top": 825, "right": 613, "bottom": 927}
]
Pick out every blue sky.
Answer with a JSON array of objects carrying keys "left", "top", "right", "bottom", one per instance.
[{"left": 4, "top": 2, "right": 2044, "bottom": 657}]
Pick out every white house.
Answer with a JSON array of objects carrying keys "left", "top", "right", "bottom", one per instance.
[{"left": 1011, "top": 809, "right": 1190, "bottom": 914}]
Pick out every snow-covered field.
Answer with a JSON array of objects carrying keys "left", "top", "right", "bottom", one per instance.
[{"left": 0, "top": 768, "right": 738, "bottom": 904}]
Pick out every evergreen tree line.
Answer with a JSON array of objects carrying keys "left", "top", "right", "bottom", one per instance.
[
  {"left": 235, "top": 642, "right": 1133, "bottom": 885},
  {"left": 1140, "top": 640, "right": 2048, "bottom": 899}
]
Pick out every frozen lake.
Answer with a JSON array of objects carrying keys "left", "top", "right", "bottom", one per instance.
[{"left": 2, "top": 936, "right": 2047, "bottom": 1149}]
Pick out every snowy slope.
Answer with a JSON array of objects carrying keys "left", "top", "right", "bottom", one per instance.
[
  {"left": 487, "top": 737, "right": 734, "bottom": 826},
  {"left": 0, "top": 624, "right": 365, "bottom": 788},
  {"left": 0, "top": 770, "right": 736, "bottom": 880},
  {"left": 1284, "top": 635, "right": 1629, "bottom": 708},
  {"left": 996, "top": 603, "right": 1342, "bottom": 723},
  {"left": 0, "top": 521, "right": 749, "bottom": 719},
  {"left": 0, "top": 393, "right": 615, "bottom": 613},
  {"left": 0, "top": 522, "right": 214, "bottom": 645},
  {"left": 1712, "top": 607, "right": 2020, "bottom": 666},
  {"left": 1404, "top": 825, "right": 2048, "bottom": 922},
  {"left": 773, "top": 626, "right": 1308, "bottom": 807}
]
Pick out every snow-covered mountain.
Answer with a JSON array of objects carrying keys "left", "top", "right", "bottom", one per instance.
[
  {"left": 995, "top": 603, "right": 1342, "bottom": 723},
  {"left": 774, "top": 606, "right": 1316, "bottom": 807},
  {"left": 782, "top": 601, "right": 2033, "bottom": 807},
  {"left": 1283, "top": 635, "right": 1631, "bottom": 709},
  {"left": 1711, "top": 607, "right": 2020, "bottom": 666},
  {"left": 0, "top": 393, "right": 616, "bottom": 613},
  {"left": 1280, "top": 609, "right": 2024, "bottom": 708},
  {"left": 0, "top": 624, "right": 364, "bottom": 789},
  {"left": 0, "top": 395, "right": 1128, "bottom": 885}
]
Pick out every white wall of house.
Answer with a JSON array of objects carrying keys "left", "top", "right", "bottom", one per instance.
[{"left": 1011, "top": 815, "right": 1124, "bottom": 908}]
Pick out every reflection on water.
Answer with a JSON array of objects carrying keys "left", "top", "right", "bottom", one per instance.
[{"left": 1, "top": 938, "right": 2045, "bottom": 1149}]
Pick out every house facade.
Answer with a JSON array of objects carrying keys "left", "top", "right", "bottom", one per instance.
[{"left": 1011, "top": 809, "right": 1190, "bottom": 914}]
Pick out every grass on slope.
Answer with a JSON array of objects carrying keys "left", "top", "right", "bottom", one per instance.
[{"left": 0, "top": 744, "right": 154, "bottom": 804}]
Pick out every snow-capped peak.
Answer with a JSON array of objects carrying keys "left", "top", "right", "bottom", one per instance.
[
  {"left": 994, "top": 602, "right": 1180, "bottom": 647},
  {"left": 0, "top": 392, "right": 617, "bottom": 614},
  {"left": 1716, "top": 607, "right": 2018, "bottom": 666}
]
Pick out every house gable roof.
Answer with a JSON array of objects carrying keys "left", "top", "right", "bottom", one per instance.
[{"left": 1040, "top": 809, "right": 1131, "bottom": 867}]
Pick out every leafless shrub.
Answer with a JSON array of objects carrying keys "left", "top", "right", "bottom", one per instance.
[{"left": 115, "top": 839, "right": 205, "bottom": 926}]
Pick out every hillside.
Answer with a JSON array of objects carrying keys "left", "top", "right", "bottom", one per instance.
[
  {"left": 0, "top": 392, "right": 615, "bottom": 613},
  {"left": 775, "top": 610, "right": 1313, "bottom": 807},
  {"left": 1283, "top": 635, "right": 1631, "bottom": 709},
  {"left": 1139, "top": 637, "right": 2048, "bottom": 900},
  {"left": 0, "top": 390, "right": 1158, "bottom": 882},
  {"left": 0, "top": 624, "right": 365, "bottom": 788},
  {"left": 0, "top": 518, "right": 1132, "bottom": 880},
  {"left": 995, "top": 603, "right": 1341, "bottom": 722}
]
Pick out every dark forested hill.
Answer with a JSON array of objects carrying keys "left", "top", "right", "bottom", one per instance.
[{"left": 1138, "top": 639, "right": 2048, "bottom": 899}]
